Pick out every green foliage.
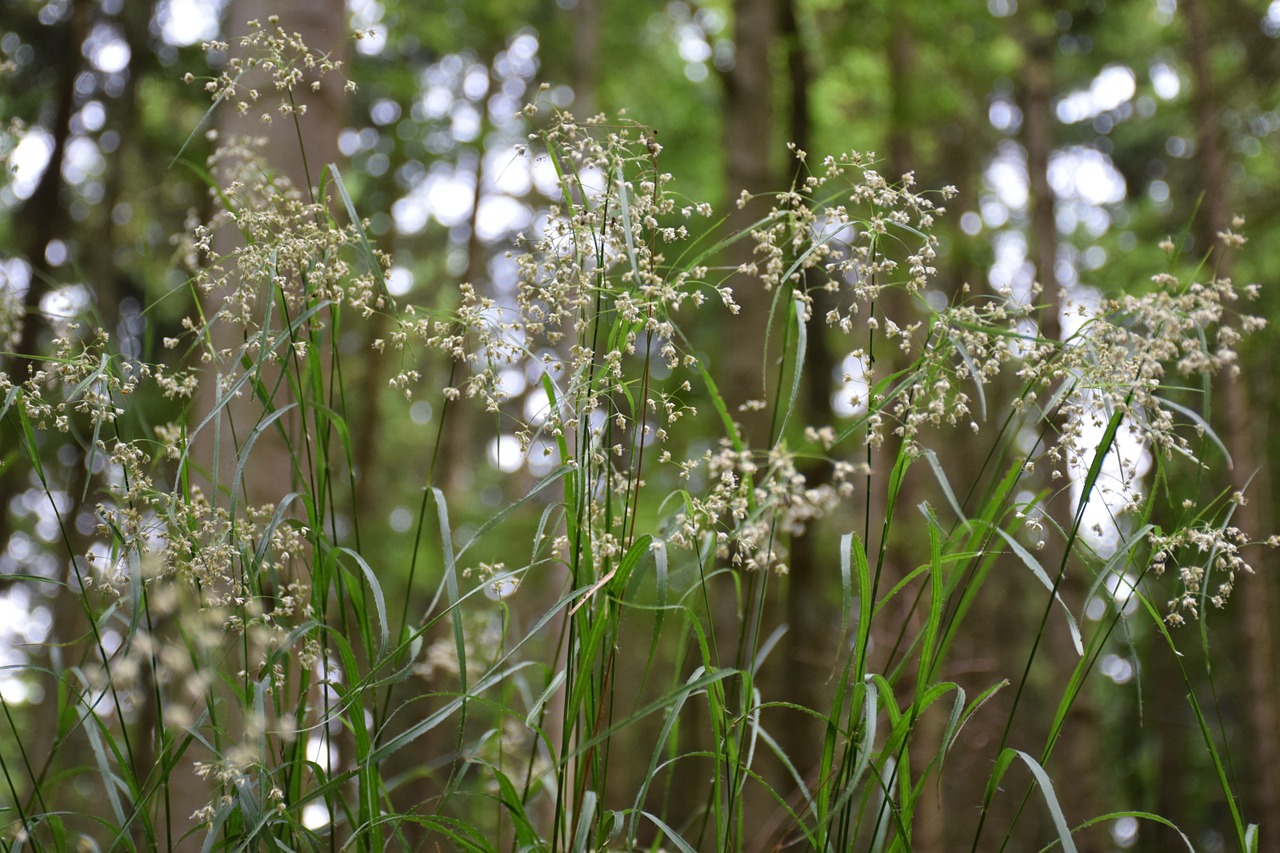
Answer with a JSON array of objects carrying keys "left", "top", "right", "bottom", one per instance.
[{"left": 2, "top": 2, "right": 1278, "bottom": 851}]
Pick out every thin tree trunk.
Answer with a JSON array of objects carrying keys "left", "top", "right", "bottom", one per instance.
[
  {"left": 1018, "top": 18, "right": 1060, "bottom": 344},
  {"left": 1183, "top": 0, "right": 1280, "bottom": 844},
  {"left": 1013, "top": 8, "right": 1103, "bottom": 849},
  {"left": 719, "top": 0, "right": 779, "bottom": 446},
  {"left": 774, "top": 0, "right": 834, "bottom": 808},
  {"left": 572, "top": 0, "right": 602, "bottom": 118},
  {"left": 668, "top": 0, "right": 781, "bottom": 844},
  {"left": 0, "top": 3, "right": 100, "bottom": 843},
  {"left": 193, "top": 0, "right": 347, "bottom": 509},
  {"left": 180, "top": 3, "right": 347, "bottom": 846},
  {"left": 0, "top": 0, "right": 92, "bottom": 569}
]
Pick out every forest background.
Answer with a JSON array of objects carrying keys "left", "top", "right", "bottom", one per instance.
[{"left": 1, "top": 0, "right": 1280, "bottom": 850}]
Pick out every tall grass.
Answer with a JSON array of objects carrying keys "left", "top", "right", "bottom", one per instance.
[{"left": 0, "top": 25, "right": 1270, "bottom": 852}]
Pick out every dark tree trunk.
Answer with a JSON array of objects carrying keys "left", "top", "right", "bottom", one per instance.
[{"left": 1183, "top": 0, "right": 1280, "bottom": 845}]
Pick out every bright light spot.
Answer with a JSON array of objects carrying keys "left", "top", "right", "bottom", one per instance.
[
  {"left": 832, "top": 353, "right": 870, "bottom": 418},
  {"left": 1099, "top": 653, "right": 1136, "bottom": 685},
  {"left": 988, "top": 0, "right": 1017, "bottom": 16},
  {"left": 1061, "top": 284, "right": 1103, "bottom": 340},
  {"left": 349, "top": 0, "right": 387, "bottom": 53},
  {"left": 1056, "top": 203, "right": 1112, "bottom": 239},
  {"left": 301, "top": 802, "right": 331, "bottom": 830},
  {"left": 1083, "top": 245, "right": 1107, "bottom": 270},
  {"left": 421, "top": 84, "right": 454, "bottom": 119},
  {"left": 685, "top": 62, "right": 709, "bottom": 82},
  {"left": 389, "top": 507, "right": 413, "bottom": 533},
  {"left": 960, "top": 212, "right": 983, "bottom": 235},
  {"left": 79, "top": 102, "right": 106, "bottom": 132},
  {"left": 355, "top": 25, "right": 387, "bottom": 55},
  {"left": 697, "top": 7, "right": 726, "bottom": 33},
  {"left": 155, "top": 0, "right": 224, "bottom": 46},
  {"left": 1087, "top": 561, "right": 1143, "bottom": 620},
  {"left": 350, "top": 0, "right": 383, "bottom": 27},
  {"left": 549, "top": 85, "right": 575, "bottom": 107},
  {"left": 1069, "top": 387, "right": 1151, "bottom": 558},
  {"left": 392, "top": 165, "right": 475, "bottom": 234},
  {"left": 527, "top": 439, "right": 559, "bottom": 477},
  {"left": 44, "top": 240, "right": 69, "bottom": 267},
  {"left": 42, "top": 284, "right": 91, "bottom": 319},
  {"left": 1150, "top": 62, "right": 1181, "bottom": 100},
  {"left": 1149, "top": 179, "right": 1170, "bottom": 203},
  {"left": 988, "top": 230, "right": 1032, "bottom": 301},
  {"left": 677, "top": 25, "right": 711, "bottom": 63},
  {"left": 532, "top": 156, "right": 564, "bottom": 198},
  {"left": 495, "top": 368, "right": 527, "bottom": 399},
  {"left": 487, "top": 434, "right": 524, "bottom": 473},
  {"left": 100, "top": 629, "right": 123, "bottom": 657},
  {"left": 1264, "top": 1, "right": 1280, "bottom": 36},
  {"left": 88, "top": 35, "right": 131, "bottom": 74},
  {"left": 0, "top": 679, "right": 29, "bottom": 704},
  {"left": 370, "top": 98, "right": 400, "bottom": 126},
  {"left": 0, "top": 592, "right": 32, "bottom": 640},
  {"left": 63, "top": 136, "right": 105, "bottom": 185},
  {"left": 986, "top": 144, "right": 1028, "bottom": 209},
  {"left": 988, "top": 98, "right": 1021, "bottom": 133},
  {"left": 306, "top": 736, "right": 336, "bottom": 772},
  {"left": 1049, "top": 147, "right": 1126, "bottom": 205},
  {"left": 9, "top": 129, "right": 54, "bottom": 200},
  {"left": 980, "top": 197, "right": 1009, "bottom": 228},
  {"left": 524, "top": 387, "right": 551, "bottom": 424},
  {"left": 1113, "top": 815, "right": 1139, "bottom": 847},
  {"left": 410, "top": 401, "right": 433, "bottom": 424},
  {"left": 487, "top": 149, "right": 531, "bottom": 197},
  {"left": 338, "top": 128, "right": 370, "bottom": 157},
  {"left": 1106, "top": 573, "right": 1140, "bottom": 616},
  {"left": 386, "top": 265, "right": 413, "bottom": 296},
  {"left": 484, "top": 575, "right": 519, "bottom": 600},
  {"left": 0, "top": 258, "right": 32, "bottom": 298},
  {"left": 476, "top": 195, "right": 532, "bottom": 243},
  {"left": 457, "top": 66, "right": 487, "bottom": 102},
  {"left": 507, "top": 32, "right": 540, "bottom": 78},
  {"left": 451, "top": 104, "right": 481, "bottom": 142},
  {"left": 577, "top": 166, "right": 609, "bottom": 200},
  {"left": 1056, "top": 65, "right": 1136, "bottom": 124}
]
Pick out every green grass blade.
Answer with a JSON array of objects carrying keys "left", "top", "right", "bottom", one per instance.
[
  {"left": 336, "top": 546, "right": 391, "bottom": 661},
  {"left": 994, "top": 527, "right": 1083, "bottom": 656},
  {"left": 1010, "top": 749, "right": 1079, "bottom": 853}
]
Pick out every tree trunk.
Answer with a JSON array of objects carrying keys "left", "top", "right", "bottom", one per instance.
[
  {"left": 775, "top": 0, "right": 832, "bottom": 793},
  {"left": 1009, "top": 7, "right": 1104, "bottom": 849},
  {"left": 1017, "top": 17, "right": 1060, "bottom": 344},
  {"left": 1183, "top": 0, "right": 1280, "bottom": 844},
  {"left": 668, "top": 0, "right": 782, "bottom": 844},
  {"left": 180, "top": 2, "right": 348, "bottom": 846},
  {"left": 571, "top": 0, "right": 603, "bottom": 118},
  {"left": 193, "top": 0, "right": 347, "bottom": 510}
]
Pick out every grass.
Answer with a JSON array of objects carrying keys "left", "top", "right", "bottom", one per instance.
[{"left": 0, "top": 29, "right": 1270, "bottom": 852}]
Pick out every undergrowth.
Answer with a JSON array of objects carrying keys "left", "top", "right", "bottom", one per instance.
[{"left": 0, "top": 20, "right": 1272, "bottom": 852}]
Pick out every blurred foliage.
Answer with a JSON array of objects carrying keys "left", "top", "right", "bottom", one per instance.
[{"left": 1, "top": 0, "right": 1279, "bottom": 849}]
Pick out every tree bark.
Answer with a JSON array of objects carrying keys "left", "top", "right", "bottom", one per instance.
[
  {"left": 1183, "top": 0, "right": 1280, "bottom": 845},
  {"left": 775, "top": 0, "right": 834, "bottom": 812},
  {"left": 179, "top": 2, "right": 348, "bottom": 846},
  {"left": 1017, "top": 20, "right": 1060, "bottom": 344},
  {"left": 192, "top": 0, "right": 347, "bottom": 510},
  {"left": 1006, "top": 7, "right": 1105, "bottom": 849},
  {"left": 571, "top": 0, "right": 603, "bottom": 118}
]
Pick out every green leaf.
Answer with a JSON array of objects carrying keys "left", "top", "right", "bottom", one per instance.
[{"left": 995, "top": 527, "right": 1083, "bottom": 656}]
